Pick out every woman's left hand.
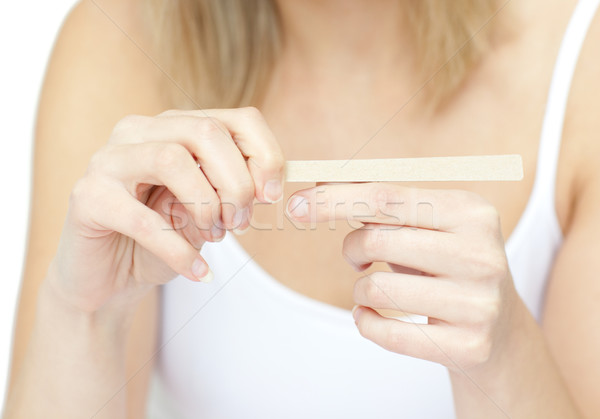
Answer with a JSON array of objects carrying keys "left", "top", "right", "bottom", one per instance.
[{"left": 286, "top": 182, "right": 523, "bottom": 372}]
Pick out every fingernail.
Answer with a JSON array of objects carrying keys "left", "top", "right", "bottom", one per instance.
[
  {"left": 352, "top": 305, "right": 362, "bottom": 322},
  {"left": 198, "top": 268, "right": 214, "bottom": 283},
  {"left": 210, "top": 225, "right": 225, "bottom": 242},
  {"left": 233, "top": 225, "right": 250, "bottom": 235},
  {"left": 232, "top": 207, "right": 248, "bottom": 229},
  {"left": 264, "top": 179, "right": 283, "bottom": 203},
  {"left": 192, "top": 257, "right": 212, "bottom": 282},
  {"left": 287, "top": 196, "right": 308, "bottom": 219}
]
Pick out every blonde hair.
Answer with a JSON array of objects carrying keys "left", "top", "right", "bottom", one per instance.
[{"left": 145, "top": 0, "right": 499, "bottom": 109}]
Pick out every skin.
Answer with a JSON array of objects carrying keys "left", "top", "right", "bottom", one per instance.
[{"left": 4, "top": 0, "right": 600, "bottom": 418}]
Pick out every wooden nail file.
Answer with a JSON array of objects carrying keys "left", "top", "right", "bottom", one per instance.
[{"left": 284, "top": 154, "right": 523, "bottom": 182}]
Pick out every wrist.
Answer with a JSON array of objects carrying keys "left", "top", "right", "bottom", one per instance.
[
  {"left": 43, "top": 257, "right": 150, "bottom": 321},
  {"left": 38, "top": 266, "right": 139, "bottom": 345},
  {"left": 452, "top": 296, "right": 532, "bottom": 376},
  {"left": 8, "top": 273, "right": 135, "bottom": 419},
  {"left": 448, "top": 299, "right": 551, "bottom": 418}
]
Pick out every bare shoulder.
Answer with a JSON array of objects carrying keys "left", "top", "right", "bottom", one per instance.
[
  {"left": 561, "top": 5, "right": 600, "bottom": 214},
  {"left": 542, "top": 7, "right": 600, "bottom": 416},
  {"left": 9, "top": 0, "right": 170, "bottom": 415},
  {"left": 42, "top": 0, "right": 170, "bottom": 131},
  {"left": 31, "top": 0, "right": 171, "bottom": 258}
]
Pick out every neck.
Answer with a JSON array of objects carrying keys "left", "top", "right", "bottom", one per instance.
[{"left": 273, "top": 0, "right": 412, "bottom": 77}]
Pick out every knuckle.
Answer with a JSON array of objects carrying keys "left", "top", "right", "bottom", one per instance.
[
  {"left": 465, "top": 197, "right": 501, "bottom": 230},
  {"left": 69, "top": 177, "right": 90, "bottom": 208},
  {"left": 87, "top": 149, "right": 107, "bottom": 175},
  {"left": 363, "top": 278, "right": 384, "bottom": 306},
  {"left": 471, "top": 249, "right": 508, "bottom": 282},
  {"left": 383, "top": 324, "right": 404, "bottom": 352},
  {"left": 361, "top": 227, "right": 386, "bottom": 258},
  {"left": 456, "top": 189, "right": 485, "bottom": 205},
  {"left": 482, "top": 296, "right": 502, "bottom": 325},
  {"left": 86, "top": 144, "right": 119, "bottom": 176},
  {"left": 361, "top": 273, "right": 390, "bottom": 307},
  {"left": 369, "top": 185, "right": 403, "bottom": 218},
  {"left": 112, "top": 114, "right": 147, "bottom": 137},
  {"left": 486, "top": 254, "right": 508, "bottom": 280},
  {"left": 238, "top": 106, "right": 264, "bottom": 121},
  {"left": 129, "top": 212, "right": 156, "bottom": 236},
  {"left": 469, "top": 292, "right": 502, "bottom": 326},
  {"left": 260, "top": 151, "right": 285, "bottom": 171},
  {"left": 158, "top": 109, "right": 180, "bottom": 117},
  {"left": 371, "top": 185, "right": 395, "bottom": 209},
  {"left": 194, "top": 117, "right": 225, "bottom": 138},
  {"left": 155, "top": 143, "right": 188, "bottom": 174},
  {"left": 479, "top": 205, "right": 501, "bottom": 231},
  {"left": 465, "top": 333, "right": 493, "bottom": 366},
  {"left": 69, "top": 177, "right": 101, "bottom": 219},
  {"left": 453, "top": 188, "right": 475, "bottom": 202}
]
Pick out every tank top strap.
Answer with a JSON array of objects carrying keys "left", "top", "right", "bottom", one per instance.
[{"left": 533, "top": 0, "right": 600, "bottom": 201}]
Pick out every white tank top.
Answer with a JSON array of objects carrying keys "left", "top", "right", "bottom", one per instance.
[{"left": 148, "top": 1, "right": 600, "bottom": 417}]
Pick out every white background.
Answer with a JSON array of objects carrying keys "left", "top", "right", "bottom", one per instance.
[{"left": 0, "top": 0, "right": 77, "bottom": 408}]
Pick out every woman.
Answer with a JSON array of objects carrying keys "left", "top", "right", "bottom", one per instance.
[{"left": 5, "top": 0, "right": 600, "bottom": 417}]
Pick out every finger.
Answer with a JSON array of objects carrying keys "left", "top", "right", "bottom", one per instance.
[
  {"left": 161, "top": 115, "right": 255, "bottom": 230},
  {"left": 149, "top": 188, "right": 223, "bottom": 246},
  {"left": 92, "top": 142, "right": 225, "bottom": 241},
  {"left": 160, "top": 108, "right": 285, "bottom": 204},
  {"left": 286, "top": 183, "right": 484, "bottom": 231},
  {"left": 342, "top": 223, "right": 458, "bottom": 276},
  {"left": 352, "top": 306, "right": 455, "bottom": 366},
  {"left": 353, "top": 272, "right": 472, "bottom": 323},
  {"left": 113, "top": 115, "right": 256, "bottom": 230},
  {"left": 71, "top": 178, "right": 213, "bottom": 283}
]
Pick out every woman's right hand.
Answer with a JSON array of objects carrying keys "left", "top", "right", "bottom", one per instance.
[{"left": 47, "top": 107, "right": 284, "bottom": 313}]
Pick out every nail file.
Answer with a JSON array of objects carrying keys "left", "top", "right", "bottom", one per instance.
[{"left": 284, "top": 154, "right": 523, "bottom": 182}]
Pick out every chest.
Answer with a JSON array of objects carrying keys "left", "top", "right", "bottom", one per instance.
[{"left": 234, "top": 21, "right": 572, "bottom": 310}]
